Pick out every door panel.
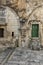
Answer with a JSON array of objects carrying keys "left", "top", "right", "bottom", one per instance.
[{"left": 32, "top": 24, "right": 39, "bottom": 37}]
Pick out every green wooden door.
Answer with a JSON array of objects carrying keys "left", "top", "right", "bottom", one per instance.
[{"left": 32, "top": 24, "right": 39, "bottom": 37}]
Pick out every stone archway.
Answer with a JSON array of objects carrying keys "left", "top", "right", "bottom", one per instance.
[
  {"left": 25, "top": 5, "right": 43, "bottom": 48},
  {"left": 0, "top": 6, "right": 21, "bottom": 48}
]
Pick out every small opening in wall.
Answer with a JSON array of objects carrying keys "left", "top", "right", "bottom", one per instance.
[
  {"left": 0, "top": 28, "right": 4, "bottom": 37},
  {"left": 12, "top": 32, "right": 14, "bottom": 37}
]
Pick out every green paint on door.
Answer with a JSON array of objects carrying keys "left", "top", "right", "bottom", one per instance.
[{"left": 32, "top": 24, "right": 39, "bottom": 37}]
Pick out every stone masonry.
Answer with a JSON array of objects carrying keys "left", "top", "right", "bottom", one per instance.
[{"left": 0, "top": 0, "right": 43, "bottom": 49}]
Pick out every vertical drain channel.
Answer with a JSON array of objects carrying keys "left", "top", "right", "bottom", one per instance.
[{"left": 1, "top": 48, "right": 15, "bottom": 65}]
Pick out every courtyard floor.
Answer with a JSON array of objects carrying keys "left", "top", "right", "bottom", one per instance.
[{"left": 0, "top": 47, "right": 43, "bottom": 65}]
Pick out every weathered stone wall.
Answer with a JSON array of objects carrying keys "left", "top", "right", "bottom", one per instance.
[
  {"left": 18, "top": 0, "right": 43, "bottom": 47},
  {"left": 0, "top": 6, "right": 20, "bottom": 48},
  {"left": 6, "top": 7, "right": 20, "bottom": 37},
  {"left": 0, "top": 0, "right": 43, "bottom": 48},
  {"left": 26, "top": 1, "right": 43, "bottom": 47}
]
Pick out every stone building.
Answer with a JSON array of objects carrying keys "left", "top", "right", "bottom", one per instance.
[
  {"left": 0, "top": 0, "right": 43, "bottom": 49},
  {"left": 0, "top": 6, "right": 20, "bottom": 48}
]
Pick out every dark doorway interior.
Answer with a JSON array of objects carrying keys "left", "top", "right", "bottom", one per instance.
[
  {"left": 12, "top": 32, "right": 14, "bottom": 37},
  {"left": 0, "top": 28, "right": 4, "bottom": 37}
]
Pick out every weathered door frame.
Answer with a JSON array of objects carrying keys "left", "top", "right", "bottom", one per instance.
[{"left": 29, "top": 20, "right": 41, "bottom": 40}]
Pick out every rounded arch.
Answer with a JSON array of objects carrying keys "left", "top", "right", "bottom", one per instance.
[
  {"left": 27, "top": 4, "right": 43, "bottom": 25},
  {"left": 24, "top": 4, "right": 43, "bottom": 47},
  {"left": 6, "top": 6, "right": 20, "bottom": 37},
  {"left": 1, "top": 5, "right": 19, "bottom": 19},
  {"left": 0, "top": 5, "right": 20, "bottom": 37},
  {"left": 6, "top": 6, "right": 19, "bottom": 19}
]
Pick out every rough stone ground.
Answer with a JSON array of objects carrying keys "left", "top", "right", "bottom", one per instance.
[
  {"left": 0, "top": 48, "right": 12, "bottom": 64},
  {"left": 0, "top": 47, "right": 42, "bottom": 65}
]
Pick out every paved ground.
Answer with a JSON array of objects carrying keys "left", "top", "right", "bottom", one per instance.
[
  {"left": 0, "top": 47, "right": 43, "bottom": 65},
  {"left": 0, "top": 48, "right": 12, "bottom": 64}
]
